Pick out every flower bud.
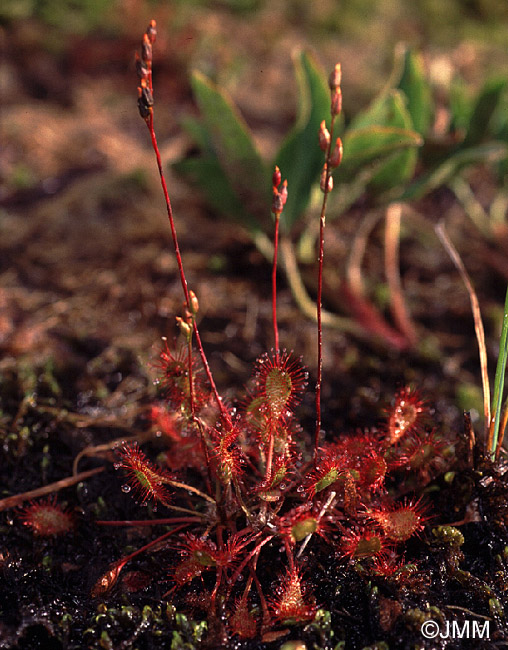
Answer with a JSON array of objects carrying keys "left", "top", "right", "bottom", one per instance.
[
  {"left": 329, "top": 137, "right": 343, "bottom": 168},
  {"left": 137, "top": 84, "right": 153, "bottom": 119},
  {"left": 280, "top": 179, "right": 288, "bottom": 205},
  {"left": 318, "top": 120, "right": 331, "bottom": 152},
  {"left": 272, "top": 180, "right": 288, "bottom": 215},
  {"left": 272, "top": 189, "right": 283, "bottom": 215},
  {"left": 176, "top": 316, "right": 192, "bottom": 338},
  {"left": 146, "top": 20, "right": 157, "bottom": 44},
  {"left": 189, "top": 290, "right": 199, "bottom": 315},
  {"left": 331, "top": 88, "right": 342, "bottom": 116},
  {"left": 328, "top": 63, "right": 342, "bottom": 91},
  {"left": 135, "top": 53, "right": 149, "bottom": 80},
  {"left": 142, "top": 33, "right": 152, "bottom": 63},
  {"left": 320, "top": 164, "right": 333, "bottom": 193},
  {"left": 272, "top": 165, "right": 282, "bottom": 189}
]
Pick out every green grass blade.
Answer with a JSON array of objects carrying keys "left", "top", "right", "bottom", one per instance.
[{"left": 489, "top": 284, "right": 508, "bottom": 458}]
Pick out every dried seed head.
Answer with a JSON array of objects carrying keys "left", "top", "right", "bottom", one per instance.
[
  {"left": 329, "top": 137, "right": 343, "bottom": 168},
  {"left": 319, "top": 120, "right": 331, "bottom": 152},
  {"left": 328, "top": 63, "right": 342, "bottom": 90}
]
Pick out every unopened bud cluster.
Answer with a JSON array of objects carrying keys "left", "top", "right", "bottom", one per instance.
[
  {"left": 319, "top": 63, "right": 344, "bottom": 193},
  {"left": 329, "top": 63, "right": 342, "bottom": 116},
  {"left": 177, "top": 290, "right": 199, "bottom": 339},
  {"left": 272, "top": 166, "right": 288, "bottom": 216},
  {"left": 136, "top": 20, "right": 157, "bottom": 121}
]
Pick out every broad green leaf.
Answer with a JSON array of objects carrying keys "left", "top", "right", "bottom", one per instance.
[
  {"left": 274, "top": 51, "right": 331, "bottom": 232},
  {"left": 191, "top": 70, "right": 271, "bottom": 227},
  {"left": 336, "top": 124, "right": 422, "bottom": 181},
  {"left": 348, "top": 90, "right": 421, "bottom": 191},
  {"left": 397, "top": 48, "right": 433, "bottom": 136},
  {"left": 176, "top": 116, "right": 264, "bottom": 230},
  {"left": 402, "top": 142, "right": 508, "bottom": 201},
  {"left": 461, "top": 77, "right": 508, "bottom": 149},
  {"left": 180, "top": 116, "right": 215, "bottom": 155},
  {"left": 173, "top": 156, "right": 261, "bottom": 231}
]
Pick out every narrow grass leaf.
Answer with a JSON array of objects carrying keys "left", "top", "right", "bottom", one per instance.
[
  {"left": 435, "top": 223, "right": 490, "bottom": 434},
  {"left": 488, "top": 285, "right": 508, "bottom": 458}
]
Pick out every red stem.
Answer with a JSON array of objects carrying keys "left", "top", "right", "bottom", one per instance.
[
  {"left": 314, "top": 113, "right": 337, "bottom": 460},
  {"left": 115, "top": 523, "right": 188, "bottom": 569},
  {"left": 226, "top": 535, "right": 274, "bottom": 600},
  {"left": 272, "top": 213, "right": 280, "bottom": 354},
  {"left": 146, "top": 116, "right": 231, "bottom": 427},
  {"left": 96, "top": 517, "right": 201, "bottom": 526}
]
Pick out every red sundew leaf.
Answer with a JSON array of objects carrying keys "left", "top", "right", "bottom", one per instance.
[
  {"left": 331, "top": 431, "right": 388, "bottom": 492},
  {"left": 253, "top": 350, "right": 308, "bottom": 421},
  {"left": 305, "top": 444, "right": 345, "bottom": 497},
  {"left": 91, "top": 560, "right": 124, "bottom": 597},
  {"left": 116, "top": 442, "right": 172, "bottom": 506},
  {"left": 152, "top": 340, "right": 210, "bottom": 412},
  {"left": 270, "top": 566, "right": 317, "bottom": 625},
  {"left": 209, "top": 421, "right": 244, "bottom": 486},
  {"left": 18, "top": 496, "right": 74, "bottom": 537},
  {"left": 365, "top": 498, "right": 429, "bottom": 542},
  {"left": 121, "top": 570, "right": 152, "bottom": 593},
  {"left": 384, "top": 387, "right": 429, "bottom": 445},
  {"left": 340, "top": 527, "right": 388, "bottom": 559},
  {"left": 229, "top": 596, "right": 257, "bottom": 639}
]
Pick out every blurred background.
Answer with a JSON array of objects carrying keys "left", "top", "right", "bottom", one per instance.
[{"left": 1, "top": 0, "right": 508, "bottom": 430}]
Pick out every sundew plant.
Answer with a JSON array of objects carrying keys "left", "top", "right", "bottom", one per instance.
[{"left": 4, "top": 18, "right": 508, "bottom": 650}]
